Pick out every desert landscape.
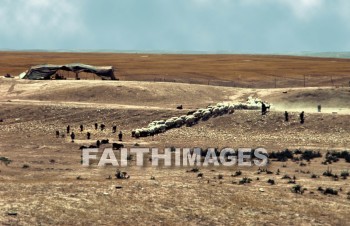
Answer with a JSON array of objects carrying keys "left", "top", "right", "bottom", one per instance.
[{"left": 0, "top": 52, "right": 350, "bottom": 225}]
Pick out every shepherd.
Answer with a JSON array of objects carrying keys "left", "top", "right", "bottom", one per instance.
[
  {"left": 261, "top": 102, "right": 267, "bottom": 115},
  {"left": 118, "top": 131, "right": 123, "bottom": 141},
  {"left": 300, "top": 111, "right": 305, "bottom": 124},
  {"left": 70, "top": 132, "right": 75, "bottom": 143},
  {"left": 284, "top": 111, "right": 289, "bottom": 122}
]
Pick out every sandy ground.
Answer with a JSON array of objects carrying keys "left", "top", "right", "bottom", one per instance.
[{"left": 0, "top": 77, "right": 350, "bottom": 225}]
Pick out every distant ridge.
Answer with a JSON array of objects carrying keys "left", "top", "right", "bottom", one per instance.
[
  {"left": 1, "top": 49, "right": 350, "bottom": 59},
  {"left": 285, "top": 51, "right": 350, "bottom": 59}
]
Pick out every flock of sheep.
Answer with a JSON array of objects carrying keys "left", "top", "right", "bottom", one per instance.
[{"left": 131, "top": 97, "right": 269, "bottom": 138}]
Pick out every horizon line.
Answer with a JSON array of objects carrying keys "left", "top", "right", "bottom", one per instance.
[{"left": 1, "top": 49, "right": 350, "bottom": 59}]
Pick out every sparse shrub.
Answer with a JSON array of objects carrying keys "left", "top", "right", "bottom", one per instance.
[
  {"left": 301, "top": 150, "right": 322, "bottom": 161},
  {"left": 269, "top": 149, "right": 294, "bottom": 162},
  {"left": 134, "top": 143, "right": 140, "bottom": 147},
  {"left": 299, "top": 162, "right": 307, "bottom": 167},
  {"left": 323, "top": 168, "right": 334, "bottom": 177},
  {"left": 282, "top": 174, "right": 292, "bottom": 180},
  {"left": 267, "top": 179, "right": 275, "bottom": 185},
  {"left": 323, "top": 188, "right": 338, "bottom": 195},
  {"left": 346, "top": 155, "right": 350, "bottom": 163},
  {"left": 294, "top": 149, "right": 303, "bottom": 155},
  {"left": 22, "top": 164, "right": 29, "bottom": 169},
  {"left": 333, "top": 175, "right": 339, "bottom": 181},
  {"left": 340, "top": 171, "right": 349, "bottom": 179},
  {"left": 0, "top": 157, "right": 12, "bottom": 166},
  {"left": 276, "top": 169, "right": 280, "bottom": 175},
  {"left": 187, "top": 168, "right": 199, "bottom": 173},
  {"left": 150, "top": 176, "right": 156, "bottom": 180},
  {"left": 170, "top": 146, "right": 176, "bottom": 152},
  {"left": 239, "top": 177, "right": 252, "bottom": 185},
  {"left": 266, "top": 170, "right": 273, "bottom": 174},
  {"left": 324, "top": 150, "right": 350, "bottom": 164},
  {"left": 197, "top": 173, "right": 203, "bottom": 178},
  {"left": 232, "top": 170, "right": 242, "bottom": 177},
  {"left": 325, "top": 155, "right": 339, "bottom": 164},
  {"left": 318, "top": 187, "right": 324, "bottom": 192},
  {"left": 311, "top": 174, "right": 318, "bottom": 179},
  {"left": 218, "top": 174, "right": 223, "bottom": 180},
  {"left": 291, "top": 184, "right": 303, "bottom": 194}
]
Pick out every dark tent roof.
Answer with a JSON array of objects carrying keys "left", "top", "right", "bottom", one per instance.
[{"left": 19, "top": 63, "right": 116, "bottom": 80}]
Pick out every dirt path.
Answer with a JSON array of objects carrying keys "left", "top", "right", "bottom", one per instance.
[{"left": 0, "top": 99, "right": 178, "bottom": 111}]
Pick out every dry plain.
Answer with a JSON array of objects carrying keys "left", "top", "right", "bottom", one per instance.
[{"left": 0, "top": 52, "right": 350, "bottom": 225}]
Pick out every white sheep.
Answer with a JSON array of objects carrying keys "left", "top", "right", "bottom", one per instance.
[
  {"left": 202, "top": 110, "right": 212, "bottom": 120},
  {"left": 132, "top": 99, "right": 271, "bottom": 138},
  {"left": 228, "top": 104, "right": 235, "bottom": 114},
  {"left": 185, "top": 115, "right": 196, "bottom": 126},
  {"left": 165, "top": 119, "right": 176, "bottom": 128},
  {"left": 174, "top": 117, "right": 185, "bottom": 127},
  {"left": 212, "top": 107, "right": 220, "bottom": 115},
  {"left": 193, "top": 110, "right": 203, "bottom": 118}
]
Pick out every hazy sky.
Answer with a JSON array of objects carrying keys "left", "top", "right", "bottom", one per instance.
[{"left": 0, "top": 0, "right": 349, "bottom": 53}]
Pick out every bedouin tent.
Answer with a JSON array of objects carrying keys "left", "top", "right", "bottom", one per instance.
[{"left": 19, "top": 63, "right": 117, "bottom": 80}]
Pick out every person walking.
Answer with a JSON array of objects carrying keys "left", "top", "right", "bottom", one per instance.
[
  {"left": 284, "top": 111, "right": 289, "bottom": 122},
  {"left": 300, "top": 111, "right": 305, "bottom": 124},
  {"left": 118, "top": 131, "right": 123, "bottom": 141},
  {"left": 261, "top": 102, "right": 267, "bottom": 115},
  {"left": 70, "top": 132, "right": 75, "bottom": 142}
]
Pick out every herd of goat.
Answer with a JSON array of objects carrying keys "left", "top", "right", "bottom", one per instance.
[{"left": 131, "top": 97, "right": 269, "bottom": 138}]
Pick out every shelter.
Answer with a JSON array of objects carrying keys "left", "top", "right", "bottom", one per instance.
[{"left": 19, "top": 63, "right": 117, "bottom": 80}]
